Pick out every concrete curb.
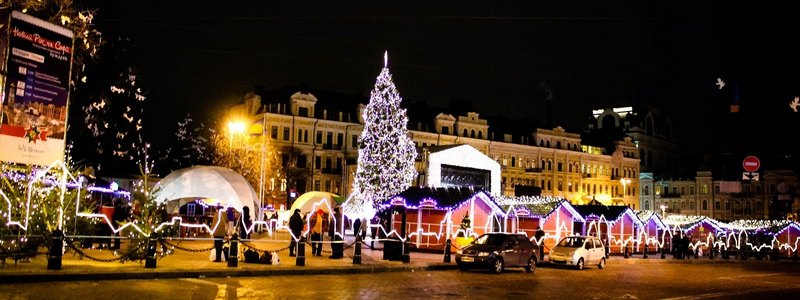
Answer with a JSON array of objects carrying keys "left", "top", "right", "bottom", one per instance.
[
  {"left": 0, "top": 263, "right": 460, "bottom": 283},
  {"left": 3, "top": 256, "right": 798, "bottom": 283}
]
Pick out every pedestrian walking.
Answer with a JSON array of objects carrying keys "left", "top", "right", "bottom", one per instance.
[{"left": 289, "top": 209, "right": 303, "bottom": 257}]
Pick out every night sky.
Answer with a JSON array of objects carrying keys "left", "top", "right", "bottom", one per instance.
[{"left": 85, "top": 1, "right": 800, "bottom": 158}]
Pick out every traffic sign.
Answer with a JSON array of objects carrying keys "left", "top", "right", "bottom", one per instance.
[
  {"left": 743, "top": 156, "right": 760, "bottom": 172},
  {"left": 742, "top": 172, "right": 759, "bottom": 181}
]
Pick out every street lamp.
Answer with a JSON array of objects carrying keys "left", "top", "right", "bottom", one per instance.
[
  {"left": 228, "top": 120, "right": 246, "bottom": 149},
  {"left": 660, "top": 204, "right": 668, "bottom": 217},
  {"left": 620, "top": 178, "right": 631, "bottom": 198}
]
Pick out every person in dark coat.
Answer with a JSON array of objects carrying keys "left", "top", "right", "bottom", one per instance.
[
  {"left": 672, "top": 234, "right": 681, "bottom": 259},
  {"left": 329, "top": 207, "right": 344, "bottom": 259},
  {"left": 111, "top": 198, "right": 127, "bottom": 249},
  {"left": 682, "top": 234, "right": 691, "bottom": 259},
  {"left": 353, "top": 218, "right": 362, "bottom": 239},
  {"left": 239, "top": 206, "right": 251, "bottom": 240},
  {"left": 289, "top": 209, "right": 304, "bottom": 257},
  {"left": 534, "top": 226, "right": 545, "bottom": 260}
]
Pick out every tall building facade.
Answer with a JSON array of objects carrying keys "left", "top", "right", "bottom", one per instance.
[
  {"left": 586, "top": 105, "right": 799, "bottom": 220},
  {"left": 587, "top": 106, "right": 680, "bottom": 174},
  {"left": 639, "top": 170, "right": 797, "bottom": 221},
  {"left": 229, "top": 88, "right": 640, "bottom": 209}
]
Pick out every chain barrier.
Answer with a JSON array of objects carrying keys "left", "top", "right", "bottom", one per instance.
[
  {"left": 65, "top": 239, "right": 125, "bottom": 263},
  {"left": 239, "top": 240, "right": 291, "bottom": 253},
  {"left": 302, "top": 239, "right": 355, "bottom": 254},
  {"left": 361, "top": 240, "right": 383, "bottom": 251},
  {"left": 159, "top": 238, "right": 214, "bottom": 253},
  {"left": 342, "top": 239, "right": 357, "bottom": 250}
]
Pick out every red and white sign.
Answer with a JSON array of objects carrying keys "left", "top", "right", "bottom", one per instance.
[{"left": 743, "top": 156, "right": 761, "bottom": 172}]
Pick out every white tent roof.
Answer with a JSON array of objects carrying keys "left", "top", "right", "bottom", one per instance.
[
  {"left": 154, "top": 166, "right": 258, "bottom": 221},
  {"left": 289, "top": 191, "right": 340, "bottom": 216}
]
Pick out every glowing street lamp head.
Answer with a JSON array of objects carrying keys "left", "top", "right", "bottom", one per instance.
[{"left": 228, "top": 121, "right": 246, "bottom": 135}]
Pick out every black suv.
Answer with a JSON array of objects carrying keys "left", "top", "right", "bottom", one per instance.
[{"left": 456, "top": 233, "right": 538, "bottom": 274}]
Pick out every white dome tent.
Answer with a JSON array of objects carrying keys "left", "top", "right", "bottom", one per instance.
[{"left": 154, "top": 166, "right": 258, "bottom": 222}]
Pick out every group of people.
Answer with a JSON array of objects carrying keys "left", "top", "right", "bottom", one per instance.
[
  {"left": 95, "top": 197, "right": 129, "bottom": 250},
  {"left": 288, "top": 207, "right": 353, "bottom": 259},
  {"left": 671, "top": 233, "right": 693, "bottom": 259},
  {"left": 210, "top": 205, "right": 253, "bottom": 262},
  {"left": 210, "top": 204, "right": 376, "bottom": 262}
]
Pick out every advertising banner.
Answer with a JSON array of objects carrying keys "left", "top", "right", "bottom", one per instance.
[{"left": 0, "top": 11, "right": 74, "bottom": 166}]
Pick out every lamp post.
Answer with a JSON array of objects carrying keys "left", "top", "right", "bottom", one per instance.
[
  {"left": 227, "top": 121, "right": 246, "bottom": 156},
  {"left": 620, "top": 178, "right": 631, "bottom": 204},
  {"left": 226, "top": 120, "right": 247, "bottom": 182},
  {"left": 660, "top": 204, "right": 668, "bottom": 217}
]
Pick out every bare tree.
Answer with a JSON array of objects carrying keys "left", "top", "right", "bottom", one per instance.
[{"left": 280, "top": 146, "right": 311, "bottom": 207}]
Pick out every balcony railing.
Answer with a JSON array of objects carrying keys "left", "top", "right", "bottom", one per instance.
[
  {"left": 322, "top": 144, "right": 343, "bottom": 150},
  {"left": 321, "top": 168, "right": 342, "bottom": 175},
  {"left": 730, "top": 192, "right": 755, "bottom": 198},
  {"left": 660, "top": 192, "right": 681, "bottom": 198},
  {"left": 525, "top": 168, "right": 542, "bottom": 173},
  {"left": 582, "top": 173, "right": 592, "bottom": 178}
]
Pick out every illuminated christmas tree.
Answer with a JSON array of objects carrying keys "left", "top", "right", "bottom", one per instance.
[{"left": 346, "top": 52, "right": 417, "bottom": 219}]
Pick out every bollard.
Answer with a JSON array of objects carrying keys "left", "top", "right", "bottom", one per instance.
[
  {"left": 660, "top": 246, "right": 666, "bottom": 259},
  {"left": 643, "top": 244, "right": 648, "bottom": 259},
  {"left": 145, "top": 233, "right": 157, "bottom": 268},
  {"left": 443, "top": 239, "right": 452, "bottom": 263},
  {"left": 694, "top": 248, "right": 699, "bottom": 259},
  {"left": 624, "top": 244, "right": 629, "bottom": 259},
  {"left": 47, "top": 229, "right": 64, "bottom": 270},
  {"left": 710, "top": 247, "right": 715, "bottom": 260},
  {"left": 741, "top": 248, "right": 747, "bottom": 260},
  {"left": 228, "top": 233, "right": 239, "bottom": 267},
  {"left": 402, "top": 240, "right": 411, "bottom": 263},
  {"left": 296, "top": 237, "right": 306, "bottom": 266},
  {"left": 794, "top": 249, "right": 798, "bottom": 262},
  {"left": 353, "top": 235, "right": 362, "bottom": 265}
]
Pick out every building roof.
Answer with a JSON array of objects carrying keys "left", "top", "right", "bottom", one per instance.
[
  {"left": 255, "top": 85, "right": 368, "bottom": 122},
  {"left": 384, "top": 186, "right": 483, "bottom": 209},
  {"left": 573, "top": 199, "right": 631, "bottom": 221}
]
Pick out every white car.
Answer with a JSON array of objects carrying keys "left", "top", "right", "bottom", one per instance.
[{"left": 548, "top": 236, "right": 606, "bottom": 270}]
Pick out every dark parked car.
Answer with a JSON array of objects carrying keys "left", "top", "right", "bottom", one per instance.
[{"left": 456, "top": 233, "right": 537, "bottom": 274}]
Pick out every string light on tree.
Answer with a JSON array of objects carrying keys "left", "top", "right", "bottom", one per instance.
[{"left": 345, "top": 51, "right": 417, "bottom": 220}]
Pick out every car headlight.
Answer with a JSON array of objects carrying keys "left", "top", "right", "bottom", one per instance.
[
  {"left": 456, "top": 249, "right": 463, "bottom": 255},
  {"left": 477, "top": 252, "right": 490, "bottom": 257}
]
